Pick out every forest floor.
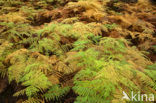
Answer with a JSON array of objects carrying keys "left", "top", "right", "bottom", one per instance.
[{"left": 0, "top": 0, "right": 156, "bottom": 103}]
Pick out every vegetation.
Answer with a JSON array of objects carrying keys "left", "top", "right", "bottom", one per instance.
[{"left": 0, "top": 0, "right": 155, "bottom": 103}]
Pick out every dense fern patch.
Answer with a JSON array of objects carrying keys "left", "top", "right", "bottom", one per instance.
[
  {"left": 72, "top": 38, "right": 155, "bottom": 103},
  {"left": 0, "top": 0, "right": 155, "bottom": 103}
]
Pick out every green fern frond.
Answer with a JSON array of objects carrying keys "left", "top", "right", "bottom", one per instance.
[
  {"left": 0, "top": 22, "right": 33, "bottom": 44},
  {"left": 146, "top": 63, "right": 156, "bottom": 70},
  {"left": 98, "top": 37, "right": 127, "bottom": 60},
  {"left": 20, "top": 68, "right": 52, "bottom": 94},
  {"left": 145, "top": 63, "right": 156, "bottom": 90},
  {"left": 104, "top": 23, "right": 118, "bottom": 30},
  {"left": 4, "top": 48, "right": 72, "bottom": 102},
  {"left": 73, "top": 39, "right": 155, "bottom": 103},
  {"left": 72, "top": 39, "right": 92, "bottom": 51},
  {"left": 43, "top": 85, "right": 70, "bottom": 101},
  {"left": 0, "top": 41, "right": 13, "bottom": 78},
  {"left": 30, "top": 38, "right": 62, "bottom": 56},
  {"left": 152, "top": 45, "right": 156, "bottom": 53},
  {"left": 22, "top": 97, "right": 42, "bottom": 103}
]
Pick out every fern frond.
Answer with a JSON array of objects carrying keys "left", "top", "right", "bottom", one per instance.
[
  {"left": 73, "top": 38, "right": 156, "bottom": 102},
  {"left": 0, "top": 41, "right": 13, "bottom": 78},
  {"left": 99, "top": 37, "right": 127, "bottom": 60},
  {"left": 30, "top": 38, "right": 62, "bottom": 56},
  {"left": 43, "top": 85, "right": 70, "bottom": 101},
  {"left": 4, "top": 48, "right": 72, "bottom": 102},
  {"left": 144, "top": 63, "right": 156, "bottom": 90},
  {"left": 72, "top": 39, "right": 92, "bottom": 51},
  {"left": 22, "top": 97, "right": 42, "bottom": 103},
  {"left": 0, "top": 12, "right": 29, "bottom": 23},
  {"left": 61, "top": 17, "right": 79, "bottom": 24},
  {"left": 0, "top": 22, "right": 33, "bottom": 44}
]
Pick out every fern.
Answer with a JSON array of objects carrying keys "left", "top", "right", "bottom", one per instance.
[
  {"left": 19, "top": 63, "right": 52, "bottom": 95},
  {"left": 66, "top": 1, "right": 106, "bottom": 22},
  {"left": 152, "top": 45, "right": 156, "bottom": 53},
  {"left": 43, "top": 85, "right": 70, "bottom": 101},
  {"left": 61, "top": 17, "right": 79, "bottom": 24},
  {"left": 145, "top": 63, "right": 156, "bottom": 90},
  {"left": 0, "top": 41, "right": 14, "bottom": 78},
  {"left": 4, "top": 49, "right": 70, "bottom": 102},
  {"left": 72, "top": 39, "right": 92, "bottom": 51},
  {"left": 0, "top": 1, "right": 155, "bottom": 102},
  {"left": 99, "top": 37, "right": 127, "bottom": 60},
  {"left": 0, "top": 0, "right": 22, "bottom": 6},
  {"left": 104, "top": 23, "right": 118, "bottom": 30},
  {"left": 21, "top": 24, "right": 62, "bottom": 56},
  {"left": 29, "top": 22, "right": 106, "bottom": 45},
  {"left": 72, "top": 38, "right": 156, "bottom": 103},
  {"left": 146, "top": 63, "right": 156, "bottom": 70},
  {"left": 19, "top": 6, "right": 39, "bottom": 24},
  {"left": 0, "top": 22, "right": 33, "bottom": 45},
  {"left": 28, "top": 22, "right": 105, "bottom": 55},
  {"left": 30, "top": 38, "right": 63, "bottom": 56},
  {"left": 89, "top": 35, "right": 102, "bottom": 44},
  {"left": 22, "top": 97, "right": 42, "bottom": 103}
]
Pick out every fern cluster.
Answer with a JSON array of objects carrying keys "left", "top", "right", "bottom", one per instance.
[
  {"left": 145, "top": 63, "right": 156, "bottom": 89},
  {"left": 0, "top": 22, "right": 33, "bottom": 45},
  {"left": 0, "top": 0, "right": 22, "bottom": 6},
  {"left": 26, "top": 22, "right": 107, "bottom": 55},
  {"left": 3, "top": 49, "right": 70, "bottom": 102},
  {"left": 0, "top": 41, "right": 13, "bottom": 78},
  {"left": 0, "top": 0, "right": 155, "bottom": 102},
  {"left": 72, "top": 37, "right": 155, "bottom": 103}
]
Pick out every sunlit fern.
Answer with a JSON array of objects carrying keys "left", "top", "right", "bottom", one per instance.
[
  {"left": 4, "top": 49, "right": 70, "bottom": 103},
  {"left": 72, "top": 38, "right": 156, "bottom": 103}
]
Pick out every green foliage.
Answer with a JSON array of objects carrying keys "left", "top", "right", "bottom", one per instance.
[
  {"left": 45, "top": 0, "right": 64, "bottom": 4},
  {"left": 0, "top": 41, "right": 14, "bottom": 78},
  {"left": 0, "top": 0, "right": 22, "bottom": 6},
  {"left": 72, "top": 38, "right": 156, "bottom": 103},
  {"left": 0, "top": 22, "right": 33, "bottom": 45},
  {"left": 43, "top": 85, "right": 70, "bottom": 101},
  {"left": 146, "top": 63, "right": 156, "bottom": 70},
  {"left": 14, "top": 67, "right": 52, "bottom": 97},
  {"left": 27, "top": 22, "right": 104, "bottom": 55},
  {"left": 29, "top": 0, "right": 67, "bottom": 9},
  {"left": 104, "top": 23, "right": 118, "bottom": 30},
  {"left": 6, "top": 50, "right": 52, "bottom": 100},
  {"left": 152, "top": 45, "right": 156, "bottom": 53},
  {"left": 28, "top": 24, "right": 66, "bottom": 56},
  {"left": 19, "top": 6, "right": 39, "bottom": 23},
  {"left": 22, "top": 97, "right": 42, "bottom": 103},
  {"left": 0, "top": 0, "right": 155, "bottom": 102},
  {"left": 72, "top": 39, "right": 92, "bottom": 51},
  {"left": 99, "top": 37, "right": 127, "bottom": 60},
  {"left": 89, "top": 35, "right": 102, "bottom": 44},
  {"left": 145, "top": 63, "right": 156, "bottom": 89},
  {"left": 30, "top": 38, "right": 62, "bottom": 56},
  {"left": 4, "top": 49, "right": 70, "bottom": 102}
]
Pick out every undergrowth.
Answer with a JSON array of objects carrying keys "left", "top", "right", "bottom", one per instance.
[
  {"left": 72, "top": 38, "right": 155, "bottom": 103},
  {"left": 0, "top": 0, "right": 155, "bottom": 103}
]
